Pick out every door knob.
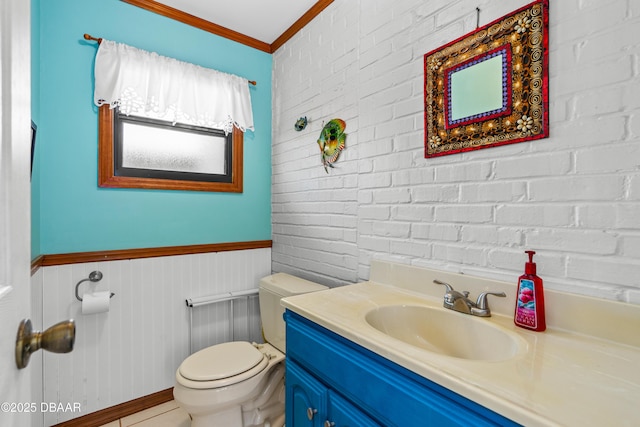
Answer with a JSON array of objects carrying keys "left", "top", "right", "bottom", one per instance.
[{"left": 15, "top": 319, "right": 75, "bottom": 369}]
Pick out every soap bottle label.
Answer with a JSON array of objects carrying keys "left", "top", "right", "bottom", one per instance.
[{"left": 515, "top": 279, "right": 537, "bottom": 328}]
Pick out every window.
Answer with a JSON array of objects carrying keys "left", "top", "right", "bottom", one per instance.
[{"left": 98, "top": 106, "right": 243, "bottom": 192}]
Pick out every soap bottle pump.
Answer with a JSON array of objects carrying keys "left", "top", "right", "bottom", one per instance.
[{"left": 514, "top": 250, "right": 546, "bottom": 332}]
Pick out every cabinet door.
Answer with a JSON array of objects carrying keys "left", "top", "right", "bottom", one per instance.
[
  {"left": 326, "top": 390, "right": 380, "bottom": 427},
  {"left": 287, "top": 361, "right": 326, "bottom": 427}
]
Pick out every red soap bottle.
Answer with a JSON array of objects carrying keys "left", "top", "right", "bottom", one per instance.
[{"left": 514, "top": 250, "right": 546, "bottom": 332}]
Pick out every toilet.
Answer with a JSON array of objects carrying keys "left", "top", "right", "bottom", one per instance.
[{"left": 173, "top": 273, "right": 327, "bottom": 427}]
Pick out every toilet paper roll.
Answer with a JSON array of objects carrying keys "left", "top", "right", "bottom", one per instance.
[{"left": 82, "top": 291, "right": 111, "bottom": 315}]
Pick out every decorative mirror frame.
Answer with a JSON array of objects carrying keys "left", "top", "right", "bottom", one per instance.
[{"left": 424, "top": 0, "right": 549, "bottom": 158}]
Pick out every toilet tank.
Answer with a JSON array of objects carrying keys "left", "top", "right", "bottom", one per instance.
[{"left": 259, "top": 273, "right": 327, "bottom": 353}]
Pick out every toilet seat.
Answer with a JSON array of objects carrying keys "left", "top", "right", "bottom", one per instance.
[{"left": 177, "top": 341, "right": 269, "bottom": 389}]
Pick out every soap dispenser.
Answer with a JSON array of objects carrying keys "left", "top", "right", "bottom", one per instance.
[{"left": 514, "top": 250, "right": 546, "bottom": 332}]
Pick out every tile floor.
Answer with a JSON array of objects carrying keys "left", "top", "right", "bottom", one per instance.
[{"left": 98, "top": 400, "right": 190, "bottom": 427}]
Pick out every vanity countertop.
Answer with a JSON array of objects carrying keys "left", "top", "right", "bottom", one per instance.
[{"left": 281, "top": 261, "right": 640, "bottom": 427}]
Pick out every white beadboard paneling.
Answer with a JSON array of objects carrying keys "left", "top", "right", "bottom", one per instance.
[
  {"left": 30, "top": 267, "right": 45, "bottom": 427},
  {"left": 41, "top": 248, "right": 271, "bottom": 425}
]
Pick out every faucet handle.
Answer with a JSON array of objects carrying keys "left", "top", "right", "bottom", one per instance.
[
  {"left": 471, "top": 292, "right": 506, "bottom": 317},
  {"left": 475, "top": 292, "right": 506, "bottom": 310},
  {"left": 434, "top": 280, "right": 471, "bottom": 297},
  {"left": 433, "top": 279, "right": 454, "bottom": 292}
]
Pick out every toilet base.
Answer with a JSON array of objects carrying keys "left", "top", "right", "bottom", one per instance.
[
  {"left": 178, "top": 379, "right": 284, "bottom": 427},
  {"left": 242, "top": 371, "right": 285, "bottom": 427},
  {"left": 190, "top": 404, "right": 242, "bottom": 427}
]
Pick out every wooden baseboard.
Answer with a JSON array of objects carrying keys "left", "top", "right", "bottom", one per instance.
[{"left": 51, "top": 388, "right": 174, "bottom": 427}]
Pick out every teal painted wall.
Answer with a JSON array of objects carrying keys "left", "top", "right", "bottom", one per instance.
[
  {"left": 34, "top": 0, "right": 272, "bottom": 255},
  {"left": 31, "top": 0, "right": 41, "bottom": 258}
]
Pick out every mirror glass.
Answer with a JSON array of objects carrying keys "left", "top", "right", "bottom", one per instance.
[{"left": 448, "top": 54, "right": 504, "bottom": 123}]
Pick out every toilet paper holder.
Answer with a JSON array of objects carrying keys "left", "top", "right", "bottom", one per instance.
[{"left": 75, "top": 271, "right": 115, "bottom": 301}]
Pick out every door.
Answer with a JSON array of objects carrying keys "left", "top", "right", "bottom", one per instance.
[
  {"left": 0, "top": 0, "right": 35, "bottom": 426},
  {"left": 326, "top": 390, "right": 379, "bottom": 427},
  {"left": 286, "top": 362, "right": 326, "bottom": 427}
]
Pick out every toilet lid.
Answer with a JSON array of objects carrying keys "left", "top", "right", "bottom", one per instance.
[{"left": 179, "top": 341, "right": 265, "bottom": 382}]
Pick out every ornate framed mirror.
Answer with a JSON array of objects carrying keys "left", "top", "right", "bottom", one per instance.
[{"left": 424, "top": 0, "right": 549, "bottom": 158}]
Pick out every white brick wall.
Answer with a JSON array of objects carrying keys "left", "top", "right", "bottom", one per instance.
[{"left": 272, "top": 0, "right": 640, "bottom": 303}]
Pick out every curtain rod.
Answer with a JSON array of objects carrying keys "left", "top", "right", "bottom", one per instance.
[{"left": 83, "top": 33, "right": 257, "bottom": 86}]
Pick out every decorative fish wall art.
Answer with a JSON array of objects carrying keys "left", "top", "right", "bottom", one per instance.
[
  {"left": 317, "top": 119, "right": 346, "bottom": 173},
  {"left": 294, "top": 116, "right": 308, "bottom": 131}
]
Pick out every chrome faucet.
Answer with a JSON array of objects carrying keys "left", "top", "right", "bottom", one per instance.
[{"left": 433, "top": 280, "right": 506, "bottom": 317}]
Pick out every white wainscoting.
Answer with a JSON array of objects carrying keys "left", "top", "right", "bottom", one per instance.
[
  {"left": 30, "top": 266, "right": 45, "bottom": 427},
  {"left": 37, "top": 248, "right": 271, "bottom": 425}
]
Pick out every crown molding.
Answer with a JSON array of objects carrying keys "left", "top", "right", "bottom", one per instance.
[{"left": 121, "top": 0, "right": 334, "bottom": 54}]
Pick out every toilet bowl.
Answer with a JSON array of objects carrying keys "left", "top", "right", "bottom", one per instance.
[
  {"left": 174, "top": 342, "right": 285, "bottom": 427},
  {"left": 174, "top": 273, "right": 327, "bottom": 427}
]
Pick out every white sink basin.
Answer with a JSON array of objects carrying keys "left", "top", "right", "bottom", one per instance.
[{"left": 365, "top": 305, "right": 524, "bottom": 361}]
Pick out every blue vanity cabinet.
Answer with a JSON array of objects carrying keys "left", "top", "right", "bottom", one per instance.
[
  {"left": 285, "top": 310, "right": 521, "bottom": 427},
  {"left": 287, "top": 360, "right": 379, "bottom": 427}
]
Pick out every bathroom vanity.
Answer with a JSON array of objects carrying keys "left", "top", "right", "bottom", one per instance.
[
  {"left": 282, "top": 260, "right": 640, "bottom": 427},
  {"left": 285, "top": 311, "right": 517, "bottom": 426}
]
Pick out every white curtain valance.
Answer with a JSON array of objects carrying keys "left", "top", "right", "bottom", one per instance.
[{"left": 94, "top": 39, "right": 254, "bottom": 133}]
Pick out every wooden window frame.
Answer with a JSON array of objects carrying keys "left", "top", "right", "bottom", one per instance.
[{"left": 98, "top": 105, "right": 243, "bottom": 192}]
